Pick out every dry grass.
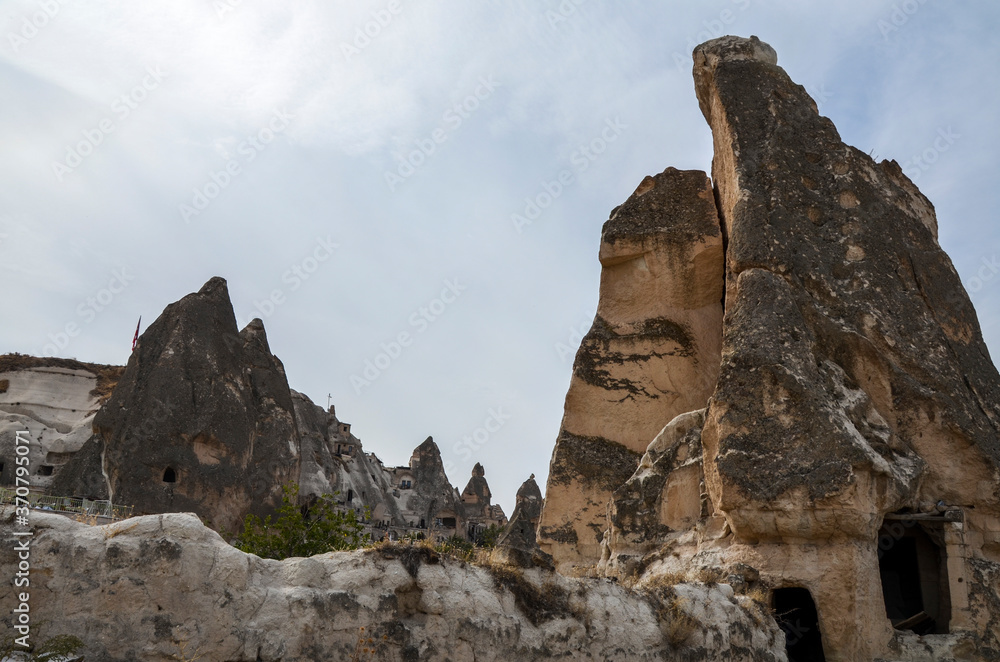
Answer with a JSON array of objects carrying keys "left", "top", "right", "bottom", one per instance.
[
  {"left": 739, "top": 585, "right": 773, "bottom": 627},
  {"left": 103, "top": 521, "right": 139, "bottom": 540},
  {"left": 692, "top": 567, "right": 725, "bottom": 586},
  {"left": 659, "top": 593, "right": 698, "bottom": 649},
  {"left": 73, "top": 513, "right": 100, "bottom": 526},
  {"left": 171, "top": 640, "right": 204, "bottom": 661}
]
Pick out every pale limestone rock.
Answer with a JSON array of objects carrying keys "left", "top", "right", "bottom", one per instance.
[{"left": 0, "top": 510, "right": 785, "bottom": 662}]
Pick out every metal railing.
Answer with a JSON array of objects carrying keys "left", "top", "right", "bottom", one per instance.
[{"left": 0, "top": 489, "right": 133, "bottom": 521}]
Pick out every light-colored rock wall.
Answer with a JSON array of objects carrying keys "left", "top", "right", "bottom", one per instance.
[
  {"left": 0, "top": 510, "right": 785, "bottom": 662},
  {"left": 0, "top": 365, "right": 103, "bottom": 494}
]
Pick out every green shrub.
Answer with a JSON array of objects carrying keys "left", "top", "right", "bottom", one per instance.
[{"left": 232, "top": 483, "right": 367, "bottom": 559}]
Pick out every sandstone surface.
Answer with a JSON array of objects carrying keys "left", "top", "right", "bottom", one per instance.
[{"left": 538, "top": 168, "right": 725, "bottom": 571}]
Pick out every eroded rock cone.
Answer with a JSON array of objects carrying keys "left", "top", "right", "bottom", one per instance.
[
  {"left": 496, "top": 474, "right": 552, "bottom": 569},
  {"left": 87, "top": 277, "right": 300, "bottom": 531},
  {"left": 537, "top": 167, "right": 725, "bottom": 571}
]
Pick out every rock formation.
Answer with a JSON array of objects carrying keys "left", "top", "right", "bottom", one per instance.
[
  {"left": 1, "top": 280, "right": 505, "bottom": 542},
  {"left": 0, "top": 510, "right": 784, "bottom": 661},
  {"left": 537, "top": 167, "right": 725, "bottom": 570},
  {"left": 0, "top": 355, "right": 121, "bottom": 498},
  {"left": 460, "top": 462, "right": 508, "bottom": 541},
  {"left": 538, "top": 35, "right": 1000, "bottom": 661},
  {"left": 55, "top": 278, "right": 300, "bottom": 532},
  {"left": 495, "top": 474, "right": 552, "bottom": 568}
]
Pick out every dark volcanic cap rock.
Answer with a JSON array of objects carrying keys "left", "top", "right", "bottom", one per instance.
[
  {"left": 694, "top": 36, "right": 1000, "bottom": 539},
  {"left": 92, "top": 276, "right": 300, "bottom": 531}
]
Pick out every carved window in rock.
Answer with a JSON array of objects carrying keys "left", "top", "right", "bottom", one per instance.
[
  {"left": 878, "top": 518, "right": 951, "bottom": 634},
  {"left": 37, "top": 465, "right": 54, "bottom": 476},
  {"left": 772, "top": 587, "right": 826, "bottom": 662},
  {"left": 162, "top": 467, "right": 176, "bottom": 483}
]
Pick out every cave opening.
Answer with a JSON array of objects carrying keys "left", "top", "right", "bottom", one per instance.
[
  {"left": 773, "top": 587, "right": 826, "bottom": 662},
  {"left": 162, "top": 467, "right": 176, "bottom": 483},
  {"left": 877, "top": 519, "right": 950, "bottom": 634}
]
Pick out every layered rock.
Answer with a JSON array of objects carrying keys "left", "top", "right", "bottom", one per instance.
[
  {"left": 0, "top": 355, "right": 121, "bottom": 497},
  {"left": 692, "top": 35, "right": 1000, "bottom": 658},
  {"left": 594, "top": 35, "right": 1000, "bottom": 662},
  {"left": 538, "top": 168, "right": 725, "bottom": 571},
  {"left": 84, "top": 277, "right": 301, "bottom": 532},
  {"left": 0, "top": 510, "right": 785, "bottom": 662}
]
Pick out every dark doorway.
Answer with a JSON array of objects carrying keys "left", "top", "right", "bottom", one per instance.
[
  {"left": 877, "top": 520, "right": 949, "bottom": 634},
  {"left": 37, "top": 465, "right": 54, "bottom": 476},
  {"left": 162, "top": 467, "right": 176, "bottom": 483},
  {"left": 773, "top": 587, "right": 826, "bottom": 662},
  {"left": 346, "top": 489, "right": 353, "bottom": 503}
]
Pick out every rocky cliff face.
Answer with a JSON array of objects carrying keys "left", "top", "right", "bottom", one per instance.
[
  {"left": 0, "top": 356, "right": 121, "bottom": 498},
  {"left": 541, "top": 34, "right": 1000, "bottom": 661},
  {"left": 0, "top": 510, "right": 785, "bottom": 662},
  {"left": 538, "top": 168, "right": 725, "bottom": 571},
  {"left": 2, "top": 280, "right": 506, "bottom": 543},
  {"left": 73, "top": 277, "right": 301, "bottom": 533}
]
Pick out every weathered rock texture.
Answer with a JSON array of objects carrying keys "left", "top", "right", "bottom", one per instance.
[
  {"left": 0, "top": 510, "right": 784, "bottom": 662},
  {"left": 589, "top": 35, "right": 1000, "bottom": 662},
  {"left": 695, "top": 34, "right": 1000, "bottom": 659},
  {"left": 68, "top": 278, "right": 301, "bottom": 533},
  {"left": 496, "top": 475, "right": 552, "bottom": 568},
  {"left": 1, "top": 282, "right": 505, "bottom": 543},
  {"left": 0, "top": 355, "right": 121, "bottom": 497},
  {"left": 538, "top": 167, "right": 725, "bottom": 571}
]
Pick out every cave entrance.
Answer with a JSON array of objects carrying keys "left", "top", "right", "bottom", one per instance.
[
  {"left": 162, "top": 467, "right": 176, "bottom": 483},
  {"left": 773, "top": 587, "right": 826, "bottom": 662},
  {"left": 877, "top": 519, "right": 950, "bottom": 634}
]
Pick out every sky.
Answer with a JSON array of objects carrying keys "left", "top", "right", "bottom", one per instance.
[{"left": 2, "top": 1, "right": 998, "bottom": 515}]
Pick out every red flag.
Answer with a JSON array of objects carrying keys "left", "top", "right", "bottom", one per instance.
[{"left": 131, "top": 316, "right": 141, "bottom": 351}]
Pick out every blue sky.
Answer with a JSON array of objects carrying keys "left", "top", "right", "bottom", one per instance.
[{"left": 2, "top": 0, "right": 998, "bottom": 513}]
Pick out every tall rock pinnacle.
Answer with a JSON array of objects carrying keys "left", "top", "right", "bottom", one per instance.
[
  {"left": 537, "top": 168, "right": 725, "bottom": 570},
  {"left": 541, "top": 34, "right": 1000, "bottom": 659},
  {"left": 91, "top": 277, "right": 301, "bottom": 532}
]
